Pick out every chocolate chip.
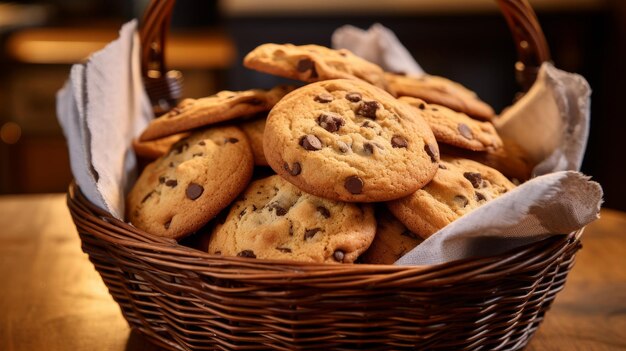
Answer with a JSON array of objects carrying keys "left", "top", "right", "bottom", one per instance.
[
  {"left": 424, "top": 143, "right": 438, "bottom": 163},
  {"left": 438, "top": 164, "right": 447, "bottom": 170},
  {"left": 345, "top": 92, "right": 362, "bottom": 102},
  {"left": 344, "top": 176, "right": 363, "bottom": 194},
  {"left": 186, "top": 183, "right": 204, "bottom": 200},
  {"left": 252, "top": 204, "right": 257, "bottom": 211},
  {"left": 458, "top": 123, "right": 474, "bottom": 140},
  {"left": 225, "top": 137, "right": 239, "bottom": 144},
  {"left": 239, "top": 208, "right": 247, "bottom": 218},
  {"left": 333, "top": 250, "right": 345, "bottom": 262},
  {"left": 269, "top": 203, "right": 287, "bottom": 216},
  {"left": 164, "top": 219, "right": 172, "bottom": 229},
  {"left": 453, "top": 195, "right": 469, "bottom": 208},
  {"left": 300, "top": 134, "right": 322, "bottom": 151},
  {"left": 297, "top": 58, "right": 317, "bottom": 78},
  {"left": 314, "top": 93, "right": 334, "bottom": 103},
  {"left": 337, "top": 141, "right": 350, "bottom": 153},
  {"left": 198, "top": 141, "right": 206, "bottom": 146},
  {"left": 418, "top": 103, "right": 426, "bottom": 110},
  {"left": 276, "top": 247, "right": 292, "bottom": 253},
  {"left": 363, "top": 142, "right": 374, "bottom": 155},
  {"left": 304, "top": 228, "right": 321, "bottom": 240},
  {"left": 173, "top": 142, "right": 188, "bottom": 154},
  {"left": 361, "top": 121, "right": 373, "bottom": 128},
  {"left": 165, "top": 179, "right": 178, "bottom": 188},
  {"left": 463, "top": 172, "right": 483, "bottom": 189},
  {"left": 391, "top": 135, "right": 408, "bottom": 148},
  {"left": 316, "top": 206, "right": 330, "bottom": 218},
  {"left": 283, "top": 162, "right": 302, "bottom": 176},
  {"left": 317, "top": 113, "right": 345, "bottom": 132},
  {"left": 475, "top": 192, "right": 487, "bottom": 201},
  {"left": 237, "top": 250, "right": 256, "bottom": 258},
  {"left": 141, "top": 191, "right": 153, "bottom": 203},
  {"left": 159, "top": 176, "right": 166, "bottom": 184},
  {"left": 401, "top": 230, "right": 418, "bottom": 240},
  {"left": 356, "top": 101, "right": 379, "bottom": 119},
  {"left": 297, "top": 58, "right": 314, "bottom": 72},
  {"left": 192, "top": 153, "right": 203, "bottom": 157}
]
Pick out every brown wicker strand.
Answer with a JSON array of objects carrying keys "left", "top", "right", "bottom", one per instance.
[
  {"left": 68, "top": 182, "right": 581, "bottom": 350},
  {"left": 496, "top": 0, "right": 551, "bottom": 91}
]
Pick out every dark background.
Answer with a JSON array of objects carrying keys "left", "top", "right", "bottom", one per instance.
[{"left": 0, "top": 0, "right": 624, "bottom": 210}]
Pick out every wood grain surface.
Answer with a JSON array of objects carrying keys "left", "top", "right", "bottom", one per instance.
[{"left": 0, "top": 194, "right": 624, "bottom": 351}]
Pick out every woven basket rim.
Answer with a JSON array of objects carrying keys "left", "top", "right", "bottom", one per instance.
[{"left": 68, "top": 181, "right": 578, "bottom": 280}]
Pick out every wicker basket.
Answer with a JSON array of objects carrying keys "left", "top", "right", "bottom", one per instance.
[{"left": 67, "top": 1, "right": 583, "bottom": 350}]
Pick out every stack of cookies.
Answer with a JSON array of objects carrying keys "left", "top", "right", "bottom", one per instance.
[{"left": 126, "top": 43, "right": 523, "bottom": 265}]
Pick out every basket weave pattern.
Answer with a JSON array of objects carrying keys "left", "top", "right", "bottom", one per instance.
[
  {"left": 68, "top": 184, "right": 580, "bottom": 350},
  {"left": 66, "top": 0, "right": 581, "bottom": 349}
]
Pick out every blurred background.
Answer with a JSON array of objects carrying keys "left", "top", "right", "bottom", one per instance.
[{"left": 0, "top": 0, "right": 624, "bottom": 210}]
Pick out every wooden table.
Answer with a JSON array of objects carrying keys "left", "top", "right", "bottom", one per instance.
[{"left": 1, "top": 194, "right": 624, "bottom": 350}]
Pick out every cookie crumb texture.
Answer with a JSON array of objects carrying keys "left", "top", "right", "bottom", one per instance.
[
  {"left": 240, "top": 115, "right": 269, "bottom": 166},
  {"left": 127, "top": 126, "right": 254, "bottom": 239},
  {"left": 207, "top": 175, "right": 376, "bottom": 263},
  {"left": 385, "top": 73, "right": 495, "bottom": 121},
  {"left": 244, "top": 43, "right": 387, "bottom": 89},
  {"left": 360, "top": 208, "right": 424, "bottom": 265},
  {"left": 399, "top": 96, "right": 502, "bottom": 151},
  {"left": 139, "top": 86, "right": 293, "bottom": 141},
  {"left": 387, "top": 157, "right": 516, "bottom": 239},
  {"left": 264, "top": 79, "right": 439, "bottom": 202}
]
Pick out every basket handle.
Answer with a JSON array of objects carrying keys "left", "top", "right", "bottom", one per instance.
[
  {"left": 139, "top": 0, "right": 550, "bottom": 111},
  {"left": 496, "top": 0, "right": 551, "bottom": 92},
  {"left": 140, "top": 0, "right": 181, "bottom": 115}
]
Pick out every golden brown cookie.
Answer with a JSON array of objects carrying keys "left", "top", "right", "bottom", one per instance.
[
  {"left": 360, "top": 208, "right": 424, "bottom": 265},
  {"left": 132, "top": 132, "right": 190, "bottom": 160},
  {"left": 385, "top": 73, "right": 495, "bottom": 121},
  {"left": 263, "top": 79, "right": 440, "bottom": 202},
  {"left": 438, "top": 141, "right": 533, "bottom": 182},
  {"left": 207, "top": 175, "right": 376, "bottom": 263},
  {"left": 399, "top": 96, "right": 502, "bottom": 151},
  {"left": 387, "top": 157, "right": 516, "bottom": 239},
  {"left": 139, "top": 85, "right": 294, "bottom": 141},
  {"left": 244, "top": 43, "right": 387, "bottom": 89},
  {"left": 126, "top": 126, "right": 254, "bottom": 239},
  {"left": 240, "top": 114, "right": 268, "bottom": 166}
]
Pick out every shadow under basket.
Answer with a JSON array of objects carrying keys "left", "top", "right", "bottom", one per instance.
[{"left": 67, "top": 182, "right": 582, "bottom": 350}]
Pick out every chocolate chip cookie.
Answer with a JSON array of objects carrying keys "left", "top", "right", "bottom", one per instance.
[
  {"left": 264, "top": 79, "right": 440, "bottom": 202},
  {"left": 385, "top": 73, "right": 495, "bottom": 121},
  {"left": 244, "top": 43, "right": 387, "bottom": 89},
  {"left": 132, "top": 132, "right": 190, "bottom": 160},
  {"left": 139, "top": 85, "right": 294, "bottom": 141},
  {"left": 207, "top": 175, "right": 376, "bottom": 263},
  {"left": 387, "top": 157, "right": 516, "bottom": 239},
  {"left": 127, "top": 126, "right": 254, "bottom": 238},
  {"left": 240, "top": 114, "right": 268, "bottom": 166},
  {"left": 360, "top": 208, "right": 424, "bottom": 264},
  {"left": 399, "top": 96, "right": 502, "bottom": 151}
]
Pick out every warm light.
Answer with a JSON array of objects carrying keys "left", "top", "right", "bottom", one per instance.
[{"left": 0, "top": 122, "right": 21, "bottom": 144}]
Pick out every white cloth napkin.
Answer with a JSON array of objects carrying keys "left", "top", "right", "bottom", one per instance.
[
  {"left": 332, "top": 23, "right": 424, "bottom": 76},
  {"left": 56, "top": 20, "right": 152, "bottom": 219},
  {"left": 333, "top": 24, "right": 602, "bottom": 265}
]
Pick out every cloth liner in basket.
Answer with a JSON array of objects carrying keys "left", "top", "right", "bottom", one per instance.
[{"left": 60, "top": 0, "right": 602, "bottom": 349}]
